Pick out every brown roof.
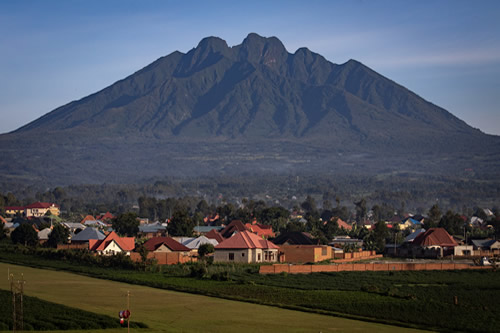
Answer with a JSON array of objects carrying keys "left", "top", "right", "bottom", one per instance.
[
  {"left": 89, "top": 231, "right": 135, "bottom": 252},
  {"left": 272, "top": 232, "right": 317, "bottom": 245},
  {"left": 143, "top": 237, "right": 190, "bottom": 252},
  {"left": 5, "top": 206, "right": 24, "bottom": 211},
  {"left": 25, "top": 202, "right": 59, "bottom": 209},
  {"left": 333, "top": 217, "right": 352, "bottom": 231},
  {"left": 413, "top": 228, "right": 458, "bottom": 247},
  {"left": 205, "top": 229, "right": 224, "bottom": 243},
  {"left": 245, "top": 223, "right": 275, "bottom": 238},
  {"left": 215, "top": 230, "right": 279, "bottom": 250},
  {"left": 220, "top": 220, "right": 247, "bottom": 238}
]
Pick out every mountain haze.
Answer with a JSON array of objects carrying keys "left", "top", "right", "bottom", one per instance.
[{"left": 1, "top": 33, "right": 499, "bottom": 185}]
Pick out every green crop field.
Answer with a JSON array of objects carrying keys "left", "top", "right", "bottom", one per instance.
[{"left": 0, "top": 263, "right": 427, "bottom": 333}]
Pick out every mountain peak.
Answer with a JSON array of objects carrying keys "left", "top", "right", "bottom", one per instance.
[
  {"left": 238, "top": 33, "right": 288, "bottom": 68},
  {"left": 196, "top": 36, "right": 229, "bottom": 53}
]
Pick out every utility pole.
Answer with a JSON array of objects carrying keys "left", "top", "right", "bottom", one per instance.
[
  {"left": 10, "top": 273, "right": 25, "bottom": 332},
  {"left": 127, "top": 290, "right": 130, "bottom": 333}
]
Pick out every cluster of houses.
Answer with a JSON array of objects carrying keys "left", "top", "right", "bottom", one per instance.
[{"left": 2, "top": 202, "right": 499, "bottom": 265}]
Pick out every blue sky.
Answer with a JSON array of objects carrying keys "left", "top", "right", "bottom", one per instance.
[{"left": 1, "top": 0, "right": 499, "bottom": 135}]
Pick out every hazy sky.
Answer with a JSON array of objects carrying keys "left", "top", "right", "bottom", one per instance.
[{"left": 1, "top": 0, "right": 499, "bottom": 135}]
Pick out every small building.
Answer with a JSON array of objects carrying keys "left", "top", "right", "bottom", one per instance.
[
  {"left": 193, "top": 225, "right": 224, "bottom": 235},
  {"left": 38, "top": 227, "right": 52, "bottom": 244},
  {"left": 25, "top": 202, "right": 60, "bottom": 217},
  {"left": 183, "top": 235, "right": 219, "bottom": 251},
  {"left": 6, "top": 202, "right": 60, "bottom": 217},
  {"left": 330, "top": 236, "right": 363, "bottom": 249},
  {"left": 89, "top": 231, "right": 135, "bottom": 256},
  {"left": 138, "top": 222, "right": 167, "bottom": 239},
  {"left": 205, "top": 229, "right": 224, "bottom": 243},
  {"left": 271, "top": 231, "right": 317, "bottom": 245},
  {"left": 245, "top": 222, "right": 275, "bottom": 238},
  {"left": 471, "top": 239, "right": 500, "bottom": 254},
  {"left": 143, "top": 237, "right": 191, "bottom": 254},
  {"left": 280, "top": 245, "right": 333, "bottom": 263},
  {"left": 71, "top": 227, "right": 106, "bottom": 244},
  {"left": 214, "top": 230, "right": 279, "bottom": 263},
  {"left": 411, "top": 228, "right": 457, "bottom": 258},
  {"left": 220, "top": 220, "right": 247, "bottom": 239}
]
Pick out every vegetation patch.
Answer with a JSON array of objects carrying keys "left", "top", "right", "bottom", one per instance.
[
  {"left": 1, "top": 246, "right": 499, "bottom": 332},
  {"left": 0, "top": 289, "right": 147, "bottom": 331}
]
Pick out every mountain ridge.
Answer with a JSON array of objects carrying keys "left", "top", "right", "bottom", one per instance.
[{"left": 1, "top": 33, "right": 499, "bottom": 186}]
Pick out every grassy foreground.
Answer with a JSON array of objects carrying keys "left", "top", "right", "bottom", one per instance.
[{"left": 0, "top": 262, "right": 427, "bottom": 333}]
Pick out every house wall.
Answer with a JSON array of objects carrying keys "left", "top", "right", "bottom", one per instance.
[
  {"left": 214, "top": 249, "right": 251, "bottom": 263},
  {"left": 214, "top": 249, "right": 278, "bottom": 263},
  {"left": 100, "top": 240, "right": 130, "bottom": 256},
  {"left": 154, "top": 244, "right": 172, "bottom": 253},
  {"left": 6, "top": 208, "right": 23, "bottom": 215},
  {"left": 280, "top": 245, "right": 332, "bottom": 263}
]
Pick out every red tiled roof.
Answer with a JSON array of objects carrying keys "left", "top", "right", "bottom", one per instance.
[
  {"left": 89, "top": 231, "right": 135, "bottom": 252},
  {"left": 143, "top": 237, "right": 190, "bottom": 252},
  {"left": 245, "top": 223, "right": 275, "bottom": 238},
  {"left": 333, "top": 217, "right": 352, "bottom": 231},
  {"left": 5, "top": 206, "right": 25, "bottom": 211},
  {"left": 215, "top": 230, "right": 279, "bottom": 250},
  {"left": 413, "top": 228, "right": 458, "bottom": 247},
  {"left": 25, "top": 202, "right": 59, "bottom": 209},
  {"left": 205, "top": 229, "right": 224, "bottom": 243},
  {"left": 80, "top": 215, "right": 95, "bottom": 224},
  {"left": 220, "top": 220, "right": 247, "bottom": 238},
  {"left": 97, "top": 212, "right": 115, "bottom": 221}
]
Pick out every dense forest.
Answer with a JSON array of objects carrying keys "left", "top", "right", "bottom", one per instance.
[
  {"left": 1, "top": 173, "right": 498, "bottom": 216},
  {"left": 1, "top": 174, "right": 499, "bottom": 253}
]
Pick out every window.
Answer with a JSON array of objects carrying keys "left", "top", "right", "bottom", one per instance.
[
  {"left": 229, "top": 253, "right": 234, "bottom": 261},
  {"left": 257, "top": 253, "right": 261, "bottom": 261},
  {"left": 264, "top": 251, "right": 269, "bottom": 261},
  {"left": 242, "top": 253, "right": 245, "bottom": 257},
  {"left": 322, "top": 247, "right": 328, "bottom": 256}
]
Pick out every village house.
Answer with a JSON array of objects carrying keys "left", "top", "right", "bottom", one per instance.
[
  {"left": 272, "top": 231, "right": 318, "bottom": 245},
  {"left": 245, "top": 222, "right": 275, "bottom": 238},
  {"left": 143, "top": 236, "right": 191, "bottom": 254},
  {"left": 182, "top": 235, "right": 219, "bottom": 252},
  {"left": 411, "top": 228, "right": 458, "bottom": 258},
  {"left": 135, "top": 236, "right": 194, "bottom": 265},
  {"left": 138, "top": 222, "right": 167, "bottom": 239},
  {"left": 89, "top": 231, "right": 135, "bottom": 256},
  {"left": 214, "top": 230, "right": 279, "bottom": 263},
  {"left": 280, "top": 244, "right": 333, "bottom": 263},
  {"left": 219, "top": 220, "right": 247, "bottom": 239},
  {"left": 205, "top": 229, "right": 225, "bottom": 243},
  {"left": 5, "top": 202, "right": 60, "bottom": 217}
]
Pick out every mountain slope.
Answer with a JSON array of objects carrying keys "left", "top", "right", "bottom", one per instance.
[{"left": 1, "top": 33, "right": 499, "bottom": 186}]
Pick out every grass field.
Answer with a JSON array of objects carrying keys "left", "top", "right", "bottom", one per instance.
[{"left": 0, "top": 262, "right": 428, "bottom": 333}]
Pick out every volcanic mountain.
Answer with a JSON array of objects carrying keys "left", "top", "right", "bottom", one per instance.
[{"left": 1, "top": 33, "right": 499, "bottom": 185}]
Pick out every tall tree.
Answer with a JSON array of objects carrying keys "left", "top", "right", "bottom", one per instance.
[
  {"left": 372, "top": 221, "right": 389, "bottom": 253},
  {"left": 168, "top": 209, "right": 194, "bottom": 236},
  {"left": 355, "top": 198, "right": 367, "bottom": 223},
  {"left": 439, "top": 210, "right": 464, "bottom": 235},
  {"left": 112, "top": 212, "right": 139, "bottom": 237},
  {"left": 11, "top": 224, "right": 38, "bottom": 247},
  {"left": 427, "top": 204, "right": 442, "bottom": 228},
  {"left": 301, "top": 196, "right": 317, "bottom": 214},
  {"left": 47, "top": 224, "right": 69, "bottom": 248}
]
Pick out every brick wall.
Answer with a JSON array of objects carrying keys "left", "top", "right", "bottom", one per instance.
[
  {"left": 130, "top": 252, "right": 195, "bottom": 265},
  {"left": 259, "top": 262, "right": 493, "bottom": 274}
]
